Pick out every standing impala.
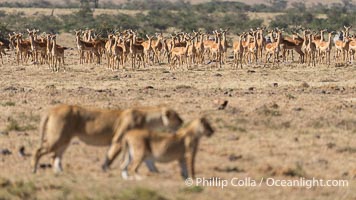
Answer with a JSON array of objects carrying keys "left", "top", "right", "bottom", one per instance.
[
  {"left": 105, "top": 34, "right": 114, "bottom": 69},
  {"left": 209, "top": 31, "right": 223, "bottom": 68},
  {"left": 220, "top": 28, "right": 229, "bottom": 64},
  {"left": 349, "top": 36, "right": 356, "bottom": 63},
  {"left": 334, "top": 26, "right": 351, "bottom": 62},
  {"left": 27, "top": 29, "right": 46, "bottom": 65},
  {"left": 170, "top": 37, "right": 191, "bottom": 70},
  {"left": 318, "top": 31, "right": 334, "bottom": 66},
  {"left": 265, "top": 30, "right": 282, "bottom": 66},
  {"left": 128, "top": 32, "right": 145, "bottom": 69},
  {"left": 233, "top": 33, "right": 245, "bottom": 69},
  {"left": 111, "top": 35, "right": 124, "bottom": 70},
  {"left": 75, "top": 31, "right": 100, "bottom": 64},
  {"left": 142, "top": 35, "right": 154, "bottom": 65},
  {"left": 256, "top": 28, "right": 266, "bottom": 62},
  {"left": 151, "top": 33, "right": 164, "bottom": 63},
  {"left": 194, "top": 31, "right": 205, "bottom": 65},
  {"left": 14, "top": 34, "right": 31, "bottom": 65},
  {"left": 187, "top": 35, "right": 197, "bottom": 68},
  {"left": 334, "top": 26, "right": 352, "bottom": 63},
  {"left": 306, "top": 33, "right": 317, "bottom": 67},
  {"left": 246, "top": 30, "right": 258, "bottom": 64},
  {"left": 50, "top": 35, "right": 67, "bottom": 72}
]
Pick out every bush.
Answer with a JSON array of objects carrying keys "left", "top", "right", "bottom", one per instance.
[{"left": 270, "top": 1, "right": 356, "bottom": 30}]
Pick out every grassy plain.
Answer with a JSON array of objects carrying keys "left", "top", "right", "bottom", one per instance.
[{"left": 0, "top": 32, "right": 355, "bottom": 200}]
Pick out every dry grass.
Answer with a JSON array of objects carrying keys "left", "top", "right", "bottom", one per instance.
[
  {"left": 0, "top": 0, "right": 350, "bottom": 6},
  {"left": 0, "top": 34, "right": 355, "bottom": 199}
]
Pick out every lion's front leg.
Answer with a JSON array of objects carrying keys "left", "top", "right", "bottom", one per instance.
[
  {"left": 179, "top": 158, "right": 188, "bottom": 179},
  {"left": 184, "top": 141, "right": 198, "bottom": 179}
]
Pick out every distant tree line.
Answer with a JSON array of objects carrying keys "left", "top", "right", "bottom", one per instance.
[
  {"left": 0, "top": 0, "right": 354, "bottom": 37},
  {"left": 0, "top": 5, "right": 262, "bottom": 35}
]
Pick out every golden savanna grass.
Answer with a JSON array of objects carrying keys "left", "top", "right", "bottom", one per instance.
[
  {"left": 0, "top": 34, "right": 355, "bottom": 199},
  {"left": 0, "top": 0, "right": 351, "bottom": 6}
]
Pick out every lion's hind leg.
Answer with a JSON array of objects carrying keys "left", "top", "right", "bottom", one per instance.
[
  {"left": 52, "top": 143, "right": 70, "bottom": 173},
  {"left": 102, "top": 142, "right": 122, "bottom": 171},
  {"left": 120, "top": 148, "right": 131, "bottom": 180},
  {"left": 120, "top": 138, "right": 146, "bottom": 180},
  {"left": 128, "top": 147, "right": 145, "bottom": 180}
]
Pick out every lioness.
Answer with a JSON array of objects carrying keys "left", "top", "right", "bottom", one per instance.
[
  {"left": 32, "top": 104, "right": 183, "bottom": 173},
  {"left": 120, "top": 117, "right": 214, "bottom": 180}
]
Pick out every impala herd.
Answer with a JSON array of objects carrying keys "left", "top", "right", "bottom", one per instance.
[{"left": 1, "top": 26, "right": 355, "bottom": 72}]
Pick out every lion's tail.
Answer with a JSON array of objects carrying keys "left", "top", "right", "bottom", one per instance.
[{"left": 38, "top": 112, "right": 49, "bottom": 147}]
